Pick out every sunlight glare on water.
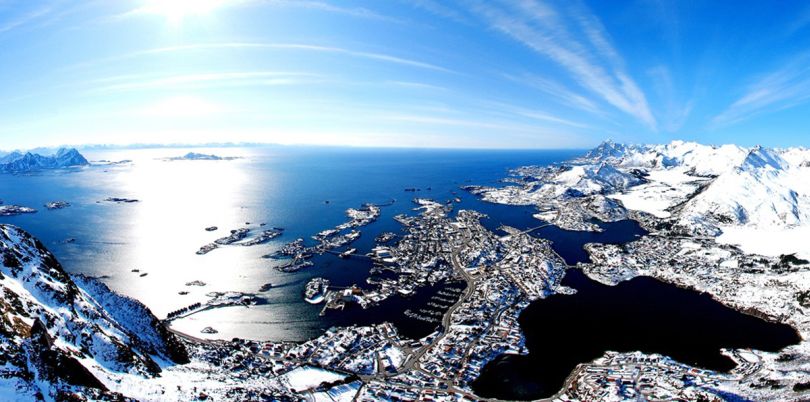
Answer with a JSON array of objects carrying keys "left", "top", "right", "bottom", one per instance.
[{"left": 89, "top": 149, "right": 267, "bottom": 320}]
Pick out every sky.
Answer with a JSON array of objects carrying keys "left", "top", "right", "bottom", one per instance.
[{"left": 1, "top": 0, "right": 810, "bottom": 150}]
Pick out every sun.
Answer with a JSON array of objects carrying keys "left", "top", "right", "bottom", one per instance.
[{"left": 140, "top": 0, "right": 226, "bottom": 25}]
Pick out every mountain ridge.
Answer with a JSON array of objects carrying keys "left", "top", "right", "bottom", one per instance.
[
  {"left": 0, "top": 148, "right": 89, "bottom": 174},
  {"left": 478, "top": 139, "right": 810, "bottom": 256},
  {"left": 0, "top": 224, "right": 188, "bottom": 400}
]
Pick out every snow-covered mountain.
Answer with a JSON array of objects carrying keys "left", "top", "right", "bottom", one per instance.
[
  {"left": 681, "top": 146, "right": 809, "bottom": 228},
  {"left": 0, "top": 224, "right": 188, "bottom": 400},
  {"left": 0, "top": 148, "right": 89, "bottom": 173},
  {"left": 578, "top": 140, "right": 749, "bottom": 176},
  {"left": 479, "top": 140, "right": 810, "bottom": 257}
]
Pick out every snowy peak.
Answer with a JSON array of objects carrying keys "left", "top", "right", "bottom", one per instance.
[
  {"left": 580, "top": 140, "right": 751, "bottom": 176},
  {"left": 740, "top": 146, "right": 787, "bottom": 172},
  {"left": 590, "top": 163, "right": 644, "bottom": 190},
  {"left": 0, "top": 148, "right": 88, "bottom": 173},
  {"left": 55, "top": 147, "right": 89, "bottom": 166},
  {"left": 0, "top": 151, "right": 24, "bottom": 164},
  {"left": 582, "top": 140, "right": 629, "bottom": 162}
]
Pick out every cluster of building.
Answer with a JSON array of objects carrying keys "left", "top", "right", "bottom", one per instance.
[
  {"left": 560, "top": 351, "right": 730, "bottom": 402},
  {"left": 168, "top": 162, "right": 810, "bottom": 401},
  {"left": 168, "top": 196, "right": 574, "bottom": 400},
  {"left": 412, "top": 210, "right": 567, "bottom": 391}
]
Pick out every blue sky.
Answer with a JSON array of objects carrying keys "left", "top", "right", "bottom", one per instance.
[{"left": 1, "top": 0, "right": 810, "bottom": 149}]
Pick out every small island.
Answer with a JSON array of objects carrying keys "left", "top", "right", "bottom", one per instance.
[
  {"left": 0, "top": 205, "right": 37, "bottom": 216},
  {"left": 45, "top": 201, "right": 70, "bottom": 210},
  {"left": 103, "top": 197, "right": 139, "bottom": 203},
  {"left": 163, "top": 152, "right": 240, "bottom": 161}
]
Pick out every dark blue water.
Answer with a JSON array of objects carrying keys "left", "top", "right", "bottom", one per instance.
[{"left": 474, "top": 202, "right": 648, "bottom": 264}]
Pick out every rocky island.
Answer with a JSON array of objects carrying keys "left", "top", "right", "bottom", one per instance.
[
  {"left": 163, "top": 152, "right": 240, "bottom": 161},
  {"left": 44, "top": 201, "right": 70, "bottom": 210},
  {"left": 0, "top": 205, "right": 37, "bottom": 216}
]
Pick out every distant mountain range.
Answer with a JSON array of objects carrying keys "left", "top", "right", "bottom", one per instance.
[
  {"left": 0, "top": 148, "right": 89, "bottom": 173},
  {"left": 578, "top": 140, "right": 810, "bottom": 231},
  {"left": 478, "top": 139, "right": 810, "bottom": 258}
]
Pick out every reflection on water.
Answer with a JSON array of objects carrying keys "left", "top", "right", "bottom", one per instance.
[{"left": 0, "top": 146, "right": 578, "bottom": 341}]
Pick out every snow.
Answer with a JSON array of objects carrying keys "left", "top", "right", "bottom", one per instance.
[
  {"left": 718, "top": 225, "right": 810, "bottom": 260},
  {"left": 279, "top": 366, "right": 346, "bottom": 392},
  {"left": 608, "top": 167, "right": 705, "bottom": 218},
  {"left": 382, "top": 345, "right": 405, "bottom": 368},
  {"left": 681, "top": 151, "right": 810, "bottom": 229}
]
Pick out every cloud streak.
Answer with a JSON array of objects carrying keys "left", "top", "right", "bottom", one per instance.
[
  {"left": 712, "top": 53, "right": 810, "bottom": 127},
  {"left": 262, "top": 0, "right": 403, "bottom": 23},
  {"left": 506, "top": 73, "right": 604, "bottom": 116},
  {"left": 112, "top": 0, "right": 403, "bottom": 24},
  {"left": 0, "top": 4, "right": 53, "bottom": 34},
  {"left": 87, "top": 71, "right": 321, "bottom": 93},
  {"left": 71, "top": 42, "right": 455, "bottom": 74},
  {"left": 467, "top": 0, "right": 657, "bottom": 130}
]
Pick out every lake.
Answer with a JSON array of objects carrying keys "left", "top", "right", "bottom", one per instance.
[{"left": 471, "top": 268, "right": 801, "bottom": 400}]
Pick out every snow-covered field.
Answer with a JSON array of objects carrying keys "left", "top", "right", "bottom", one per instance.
[
  {"left": 718, "top": 225, "right": 810, "bottom": 260},
  {"left": 279, "top": 366, "right": 347, "bottom": 392}
]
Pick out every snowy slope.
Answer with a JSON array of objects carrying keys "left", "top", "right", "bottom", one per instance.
[
  {"left": 565, "top": 141, "right": 810, "bottom": 234},
  {"left": 0, "top": 224, "right": 188, "bottom": 401},
  {"left": 680, "top": 147, "right": 809, "bottom": 228}
]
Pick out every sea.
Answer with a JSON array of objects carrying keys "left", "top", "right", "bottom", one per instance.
[
  {"left": 0, "top": 146, "right": 579, "bottom": 341},
  {"left": 0, "top": 146, "right": 799, "bottom": 400}
]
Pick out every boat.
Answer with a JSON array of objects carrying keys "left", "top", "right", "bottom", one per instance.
[
  {"left": 339, "top": 248, "right": 356, "bottom": 258},
  {"left": 397, "top": 285, "right": 415, "bottom": 296},
  {"left": 304, "top": 277, "right": 330, "bottom": 304}
]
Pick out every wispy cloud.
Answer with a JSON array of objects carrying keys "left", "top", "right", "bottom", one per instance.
[
  {"left": 711, "top": 54, "right": 810, "bottom": 127},
  {"left": 784, "top": 4, "right": 810, "bottom": 37},
  {"left": 506, "top": 73, "right": 604, "bottom": 116},
  {"left": 403, "top": 0, "right": 469, "bottom": 24},
  {"left": 507, "top": 108, "right": 591, "bottom": 129},
  {"left": 383, "top": 81, "right": 449, "bottom": 91},
  {"left": 467, "top": 0, "right": 657, "bottom": 130},
  {"left": 379, "top": 113, "right": 529, "bottom": 131},
  {"left": 0, "top": 4, "right": 53, "bottom": 34},
  {"left": 262, "top": 0, "right": 403, "bottom": 23},
  {"left": 135, "top": 95, "right": 232, "bottom": 118},
  {"left": 480, "top": 99, "right": 592, "bottom": 129},
  {"left": 647, "top": 65, "right": 692, "bottom": 132},
  {"left": 112, "top": 0, "right": 402, "bottom": 24},
  {"left": 87, "top": 71, "right": 320, "bottom": 93},
  {"left": 71, "top": 42, "right": 455, "bottom": 74}
]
